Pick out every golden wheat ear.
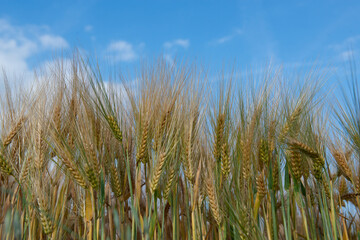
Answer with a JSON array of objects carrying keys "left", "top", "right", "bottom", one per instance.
[
  {"left": 205, "top": 173, "right": 222, "bottom": 226},
  {"left": 3, "top": 116, "right": 25, "bottom": 147}
]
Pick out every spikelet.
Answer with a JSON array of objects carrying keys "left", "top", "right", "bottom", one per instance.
[
  {"left": 193, "top": 161, "right": 202, "bottom": 208},
  {"left": 272, "top": 158, "right": 279, "bottom": 191},
  {"left": 254, "top": 170, "right": 267, "bottom": 218},
  {"left": 150, "top": 152, "right": 167, "bottom": 193},
  {"left": 37, "top": 194, "right": 54, "bottom": 235},
  {"left": 307, "top": 185, "right": 316, "bottom": 206},
  {"left": 85, "top": 143, "right": 99, "bottom": 174},
  {"left": 61, "top": 157, "right": 87, "bottom": 188},
  {"left": 154, "top": 107, "right": 171, "bottom": 151},
  {"left": 288, "top": 139, "right": 320, "bottom": 159},
  {"left": 205, "top": 176, "right": 222, "bottom": 225},
  {"left": 110, "top": 164, "right": 122, "bottom": 198},
  {"left": 183, "top": 130, "right": 194, "bottom": 182},
  {"left": 136, "top": 119, "right": 149, "bottom": 164},
  {"left": 259, "top": 139, "right": 269, "bottom": 166},
  {"left": 85, "top": 164, "right": 99, "bottom": 188},
  {"left": 53, "top": 104, "right": 62, "bottom": 133},
  {"left": 332, "top": 150, "right": 352, "bottom": 180},
  {"left": 106, "top": 115, "right": 123, "bottom": 143},
  {"left": 280, "top": 107, "right": 301, "bottom": 142},
  {"left": 312, "top": 156, "right": 325, "bottom": 180},
  {"left": 341, "top": 193, "right": 360, "bottom": 201},
  {"left": 242, "top": 138, "right": 251, "bottom": 181},
  {"left": 256, "top": 170, "right": 267, "bottom": 199},
  {"left": 356, "top": 177, "right": 360, "bottom": 194},
  {"left": 289, "top": 147, "right": 302, "bottom": 181},
  {"left": 221, "top": 142, "right": 230, "bottom": 180},
  {"left": 321, "top": 177, "right": 331, "bottom": 199},
  {"left": 302, "top": 157, "right": 310, "bottom": 180},
  {"left": 69, "top": 94, "right": 77, "bottom": 120},
  {"left": 35, "top": 122, "right": 46, "bottom": 170},
  {"left": 19, "top": 157, "right": 31, "bottom": 184},
  {"left": 339, "top": 177, "right": 348, "bottom": 197},
  {"left": 3, "top": 117, "right": 24, "bottom": 147},
  {"left": 313, "top": 172, "right": 330, "bottom": 199},
  {"left": 9, "top": 137, "right": 20, "bottom": 163},
  {"left": 67, "top": 130, "right": 75, "bottom": 150},
  {"left": 288, "top": 139, "right": 325, "bottom": 180},
  {"left": 268, "top": 120, "right": 276, "bottom": 154},
  {"left": 345, "top": 148, "right": 353, "bottom": 162},
  {"left": 213, "top": 113, "right": 225, "bottom": 161},
  {"left": 163, "top": 167, "right": 176, "bottom": 199},
  {"left": 0, "top": 152, "right": 13, "bottom": 175}
]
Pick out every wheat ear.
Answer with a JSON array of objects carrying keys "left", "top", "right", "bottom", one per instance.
[
  {"left": 205, "top": 176, "right": 222, "bottom": 225},
  {"left": 3, "top": 117, "right": 24, "bottom": 147},
  {"left": 150, "top": 151, "right": 167, "bottom": 193}
]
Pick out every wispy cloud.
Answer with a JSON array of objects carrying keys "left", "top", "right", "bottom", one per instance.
[
  {"left": 162, "top": 39, "right": 189, "bottom": 65},
  {"left": 0, "top": 18, "right": 69, "bottom": 76},
  {"left": 163, "top": 39, "right": 189, "bottom": 50},
  {"left": 328, "top": 35, "right": 360, "bottom": 61},
  {"left": 84, "top": 25, "right": 93, "bottom": 32},
  {"left": 340, "top": 50, "right": 356, "bottom": 61},
  {"left": 40, "top": 34, "right": 69, "bottom": 49},
  {"left": 210, "top": 29, "right": 242, "bottom": 45},
  {"left": 107, "top": 40, "right": 137, "bottom": 62},
  {"left": 329, "top": 35, "right": 360, "bottom": 50}
]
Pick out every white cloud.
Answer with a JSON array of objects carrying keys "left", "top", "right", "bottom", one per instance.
[
  {"left": 40, "top": 34, "right": 69, "bottom": 49},
  {"left": 329, "top": 35, "right": 360, "bottom": 50},
  {"left": 210, "top": 29, "right": 242, "bottom": 45},
  {"left": 0, "top": 18, "right": 69, "bottom": 89},
  {"left": 216, "top": 35, "right": 233, "bottom": 44},
  {"left": 328, "top": 36, "right": 360, "bottom": 61},
  {"left": 163, "top": 39, "right": 190, "bottom": 49},
  {"left": 163, "top": 39, "right": 189, "bottom": 65},
  {"left": 340, "top": 50, "right": 356, "bottom": 61},
  {"left": 84, "top": 25, "right": 93, "bottom": 32},
  {"left": 107, "top": 40, "right": 137, "bottom": 62},
  {"left": 0, "top": 20, "right": 37, "bottom": 75}
]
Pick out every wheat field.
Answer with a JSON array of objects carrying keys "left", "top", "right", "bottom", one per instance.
[{"left": 0, "top": 54, "right": 359, "bottom": 239}]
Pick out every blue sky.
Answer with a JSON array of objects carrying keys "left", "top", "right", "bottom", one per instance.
[{"left": 0, "top": 1, "right": 360, "bottom": 83}]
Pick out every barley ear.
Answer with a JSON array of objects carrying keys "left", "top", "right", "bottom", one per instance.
[
  {"left": 150, "top": 152, "right": 167, "bottom": 194},
  {"left": 37, "top": 192, "right": 54, "bottom": 235},
  {"left": 110, "top": 163, "right": 122, "bottom": 199},
  {"left": 332, "top": 150, "right": 352, "bottom": 180},
  {"left": 3, "top": 117, "right": 24, "bottom": 147},
  {"left": 106, "top": 115, "right": 123, "bottom": 143},
  {"left": 205, "top": 174, "right": 222, "bottom": 225},
  {"left": 221, "top": 142, "right": 230, "bottom": 180}
]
